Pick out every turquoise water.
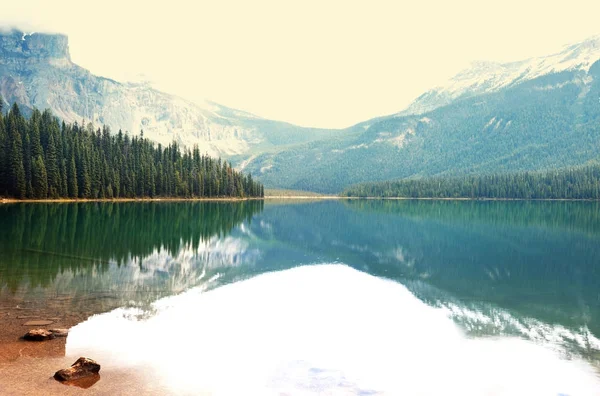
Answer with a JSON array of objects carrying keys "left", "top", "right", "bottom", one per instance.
[{"left": 1, "top": 200, "right": 599, "bottom": 394}]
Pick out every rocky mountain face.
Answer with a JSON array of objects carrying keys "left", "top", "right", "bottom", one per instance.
[{"left": 0, "top": 29, "right": 340, "bottom": 157}]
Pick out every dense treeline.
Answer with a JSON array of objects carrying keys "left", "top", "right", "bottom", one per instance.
[
  {"left": 342, "top": 166, "right": 600, "bottom": 199},
  {"left": 0, "top": 100, "right": 264, "bottom": 199}
]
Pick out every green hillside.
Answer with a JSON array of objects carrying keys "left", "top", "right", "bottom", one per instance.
[{"left": 240, "top": 64, "right": 600, "bottom": 193}]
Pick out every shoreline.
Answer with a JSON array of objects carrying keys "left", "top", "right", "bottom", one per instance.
[
  {"left": 266, "top": 196, "right": 600, "bottom": 201},
  {"left": 338, "top": 196, "right": 600, "bottom": 201},
  {"left": 0, "top": 197, "right": 264, "bottom": 204},
  {"left": 0, "top": 296, "right": 85, "bottom": 363},
  {"left": 1, "top": 196, "right": 599, "bottom": 203}
]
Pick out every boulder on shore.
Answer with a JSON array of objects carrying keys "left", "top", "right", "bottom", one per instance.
[
  {"left": 23, "top": 329, "right": 55, "bottom": 341},
  {"left": 54, "top": 357, "right": 101, "bottom": 382}
]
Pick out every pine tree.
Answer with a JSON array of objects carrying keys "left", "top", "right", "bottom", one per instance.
[
  {"left": 79, "top": 151, "right": 92, "bottom": 198},
  {"left": 7, "top": 104, "right": 26, "bottom": 198},
  {"left": 61, "top": 159, "right": 68, "bottom": 197},
  {"left": 30, "top": 116, "right": 43, "bottom": 159},
  {"left": 46, "top": 134, "right": 60, "bottom": 198},
  {"left": 68, "top": 152, "right": 78, "bottom": 198},
  {"left": 31, "top": 155, "right": 48, "bottom": 198},
  {"left": 9, "top": 137, "right": 26, "bottom": 198},
  {"left": 0, "top": 106, "right": 8, "bottom": 196},
  {"left": 23, "top": 133, "right": 33, "bottom": 198}
]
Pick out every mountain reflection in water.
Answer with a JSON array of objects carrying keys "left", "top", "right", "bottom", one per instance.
[{"left": 0, "top": 201, "right": 264, "bottom": 312}]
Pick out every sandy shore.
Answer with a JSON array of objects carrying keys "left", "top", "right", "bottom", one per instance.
[
  {"left": 0, "top": 295, "right": 147, "bottom": 395},
  {"left": 0, "top": 296, "right": 88, "bottom": 363},
  {"left": 0, "top": 298, "right": 180, "bottom": 395},
  {"left": 1, "top": 197, "right": 263, "bottom": 204}
]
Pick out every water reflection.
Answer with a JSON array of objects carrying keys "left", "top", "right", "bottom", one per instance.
[
  {"left": 0, "top": 201, "right": 264, "bottom": 311},
  {"left": 1, "top": 199, "right": 599, "bottom": 372},
  {"left": 68, "top": 265, "right": 600, "bottom": 395},
  {"left": 243, "top": 201, "right": 600, "bottom": 344}
]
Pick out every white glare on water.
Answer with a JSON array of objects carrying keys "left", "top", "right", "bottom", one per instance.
[{"left": 67, "top": 265, "right": 600, "bottom": 395}]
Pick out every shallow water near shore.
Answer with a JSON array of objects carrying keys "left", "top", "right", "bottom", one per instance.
[{"left": 0, "top": 200, "right": 599, "bottom": 394}]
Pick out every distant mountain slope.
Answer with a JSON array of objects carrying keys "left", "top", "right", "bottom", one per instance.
[
  {"left": 0, "top": 29, "right": 340, "bottom": 157},
  {"left": 241, "top": 42, "right": 600, "bottom": 192},
  {"left": 398, "top": 36, "right": 600, "bottom": 116}
]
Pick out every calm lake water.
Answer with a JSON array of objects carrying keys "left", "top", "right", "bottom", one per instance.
[{"left": 1, "top": 200, "right": 600, "bottom": 395}]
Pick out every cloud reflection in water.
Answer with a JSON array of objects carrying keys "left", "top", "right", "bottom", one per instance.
[{"left": 67, "top": 265, "right": 600, "bottom": 395}]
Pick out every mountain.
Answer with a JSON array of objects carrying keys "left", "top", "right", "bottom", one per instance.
[
  {"left": 239, "top": 36, "right": 600, "bottom": 192},
  {"left": 0, "top": 29, "right": 340, "bottom": 158},
  {"left": 399, "top": 36, "right": 600, "bottom": 116},
  {"left": 3, "top": 29, "right": 600, "bottom": 193}
]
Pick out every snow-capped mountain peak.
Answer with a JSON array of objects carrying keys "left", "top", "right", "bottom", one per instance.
[{"left": 400, "top": 35, "right": 600, "bottom": 116}]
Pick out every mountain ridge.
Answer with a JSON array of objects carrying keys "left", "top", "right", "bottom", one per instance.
[
  {"left": 239, "top": 42, "right": 600, "bottom": 192},
  {"left": 397, "top": 35, "right": 600, "bottom": 117},
  {"left": 0, "top": 28, "right": 342, "bottom": 158}
]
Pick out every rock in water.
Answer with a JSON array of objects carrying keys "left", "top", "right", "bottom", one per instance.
[
  {"left": 49, "top": 328, "right": 69, "bottom": 337},
  {"left": 23, "top": 329, "right": 55, "bottom": 341},
  {"left": 61, "top": 373, "right": 100, "bottom": 389},
  {"left": 54, "top": 357, "right": 101, "bottom": 382}
]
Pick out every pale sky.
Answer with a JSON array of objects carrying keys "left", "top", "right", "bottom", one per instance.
[{"left": 2, "top": 0, "right": 600, "bottom": 128}]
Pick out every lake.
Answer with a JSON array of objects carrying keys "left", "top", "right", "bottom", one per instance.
[{"left": 0, "top": 200, "right": 599, "bottom": 395}]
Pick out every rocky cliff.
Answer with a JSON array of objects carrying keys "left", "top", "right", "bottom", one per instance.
[{"left": 0, "top": 29, "right": 338, "bottom": 157}]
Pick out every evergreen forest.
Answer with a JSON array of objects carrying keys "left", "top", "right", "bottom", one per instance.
[
  {"left": 342, "top": 166, "right": 600, "bottom": 199},
  {"left": 0, "top": 100, "right": 264, "bottom": 199}
]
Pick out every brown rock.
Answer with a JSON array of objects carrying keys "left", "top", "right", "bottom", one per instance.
[
  {"left": 23, "top": 329, "right": 56, "bottom": 341},
  {"left": 49, "top": 328, "right": 69, "bottom": 337},
  {"left": 54, "top": 357, "right": 101, "bottom": 382},
  {"left": 61, "top": 373, "right": 100, "bottom": 389},
  {"left": 23, "top": 320, "right": 54, "bottom": 326}
]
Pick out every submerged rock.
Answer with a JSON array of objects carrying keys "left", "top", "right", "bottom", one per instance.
[
  {"left": 54, "top": 357, "right": 101, "bottom": 382},
  {"left": 23, "top": 319, "right": 54, "bottom": 326},
  {"left": 23, "top": 329, "right": 55, "bottom": 341},
  {"left": 49, "top": 328, "right": 69, "bottom": 337}
]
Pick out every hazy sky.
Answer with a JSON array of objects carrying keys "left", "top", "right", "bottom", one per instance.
[{"left": 2, "top": 0, "right": 600, "bottom": 128}]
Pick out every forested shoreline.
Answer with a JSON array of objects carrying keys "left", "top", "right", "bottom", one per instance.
[
  {"left": 0, "top": 100, "right": 264, "bottom": 200},
  {"left": 342, "top": 166, "right": 600, "bottom": 199}
]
